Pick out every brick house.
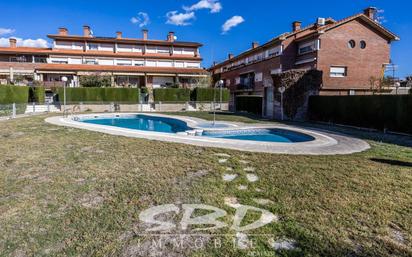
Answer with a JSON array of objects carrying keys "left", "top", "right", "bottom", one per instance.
[
  {"left": 209, "top": 7, "right": 399, "bottom": 117},
  {"left": 0, "top": 26, "right": 207, "bottom": 91}
]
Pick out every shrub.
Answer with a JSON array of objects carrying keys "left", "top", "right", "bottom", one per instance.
[
  {"left": 79, "top": 75, "right": 112, "bottom": 88},
  {"left": 308, "top": 95, "right": 412, "bottom": 134},
  {"left": 29, "top": 86, "right": 45, "bottom": 103},
  {"left": 57, "top": 87, "right": 139, "bottom": 103},
  {"left": 0, "top": 85, "right": 29, "bottom": 104},
  {"left": 192, "top": 88, "right": 230, "bottom": 102},
  {"left": 153, "top": 88, "right": 190, "bottom": 102}
]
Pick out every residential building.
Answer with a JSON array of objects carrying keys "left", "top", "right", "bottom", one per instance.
[
  {"left": 0, "top": 26, "right": 207, "bottom": 90},
  {"left": 209, "top": 7, "right": 400, "bottom": 117}
]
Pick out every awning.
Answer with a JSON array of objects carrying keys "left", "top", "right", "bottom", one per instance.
[
  {"left": 177, "top": 74, "right": 208, "bottom": 77},
  {"left": 36, "top": 70, "right": 76, "bottom": 74},
  {"left": 113, "top": 72, "right": 145, "bottom": 76},
  {"left": 146, "top": 73, "right": 177, "bottom": 77}
]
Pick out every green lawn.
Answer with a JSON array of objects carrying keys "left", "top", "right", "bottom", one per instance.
[{"left": 0, "top": 113, "right": 411, "bottom": 257}]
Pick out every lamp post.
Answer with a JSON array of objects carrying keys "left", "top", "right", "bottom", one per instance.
[
  {"left": 62, "top": 76, "right": 68, "bottom": 117},
  {"left": 213, "top": 80, "right": 224, "bottom": 126},
  {"left": 278, "top": 86, "right": 286, "bottom": 121}
]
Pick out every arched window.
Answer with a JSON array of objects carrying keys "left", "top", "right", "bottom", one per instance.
[{"left": 360, "top": 40, "right": 367, "bottom": 49}]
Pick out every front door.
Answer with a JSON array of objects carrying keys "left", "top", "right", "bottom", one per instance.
[{"left": 264, "top": 87, "right": 274, "bottom": 118}]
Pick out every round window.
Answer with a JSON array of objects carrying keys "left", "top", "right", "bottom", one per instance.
[
  {"left": 360, "top": 40, "right": 366, "bottom": 49},
  {"left": 348, "top": 40, "right": 356, "bottom": 49}
]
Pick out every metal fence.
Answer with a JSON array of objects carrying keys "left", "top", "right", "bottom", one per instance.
[{"left": 0, "top": 101, "right": 230, "bottom": 119}]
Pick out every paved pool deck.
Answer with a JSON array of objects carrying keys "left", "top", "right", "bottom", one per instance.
[{"left": 45, "top": 113, "right": 370, "bottom": 155}]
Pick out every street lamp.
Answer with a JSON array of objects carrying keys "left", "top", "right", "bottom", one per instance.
[
  {"left": 62, "top": 76, "right": 68, "bottom": 117},
  {"left": 213, "top": 80, "right": 225, "bottom": 126},
  {"left": 278, "top": 86, "right": 286, "bottom": 121}
]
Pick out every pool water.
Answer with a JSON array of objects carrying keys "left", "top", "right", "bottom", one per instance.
[
  {"left": 81, "top": 115, "right": 189, "bottom": 133},
  {"left": 203, "top": 129, "right": 314, "bottom": 143},
  {"left": 80, "top": 115, "right": 314, "bottom": 143}
]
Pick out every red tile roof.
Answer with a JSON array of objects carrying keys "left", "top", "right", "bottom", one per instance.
[{"left": 47, "top": 35, "right": 203, "bottom": 47}]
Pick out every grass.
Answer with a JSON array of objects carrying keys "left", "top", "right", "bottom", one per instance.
[{"left": 0, "top": 113, "right": 411, "bottom": 257}]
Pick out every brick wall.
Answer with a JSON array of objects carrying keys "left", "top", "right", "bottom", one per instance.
[{"left": 317, "top": 19, "right": 391, "bottom": 94}]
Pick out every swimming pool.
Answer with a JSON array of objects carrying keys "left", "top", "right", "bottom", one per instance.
[
  {"left": 204, "top": 129, "right": 314, "bottom": 143},
  {"left": 80, "top": 114, "right": 314, "bottom": 143},
  {"left": 81, "top": 115, "right": 189, "bottom": 133}
]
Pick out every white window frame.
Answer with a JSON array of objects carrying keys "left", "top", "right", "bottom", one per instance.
[{"left": 330, "top": 66, "right": 347, "bottom": 78}]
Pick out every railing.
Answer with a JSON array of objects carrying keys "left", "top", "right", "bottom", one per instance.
[{"left": 0, "top": 101, "right": 230, "bottom": 119}]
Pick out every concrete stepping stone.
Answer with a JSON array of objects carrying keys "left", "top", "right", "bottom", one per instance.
[
  {"left": 255, "top": 188, "right": 263, "bottom": 193},
  {"left": 243, "top": 167, "right": 256, "bottom": 172},
  {"left": 224, "top": 197, "right": 241, "bottom": 208},
  {"left": 237, "top": 185, "right": 248, "bottom": 190},
  {"left": 269, "top": 238, "right": 297, "bottom": 251},
  {"left": 253, "top": 198, "right": 274, "bottom": 205},
  {"left": 214, "top": 153, "right": 231, "bottom": 158},
  {"left": 246, "top": 173, "right": 259, "bottom": 182},
  {"left": 223, "top": 174, "right": 238, "bottom": 182},
  {"left": 235, "top": 232, "right": 250, "bottom": 249},
  {"left": 218, "top": 159, "right": 228, "bottom": 164},
  {"left": 226, "top": 167, "right": 233, "bottom": 171},
  {"left": 239, "top": 160, "right": 250, "bottom": 164}
]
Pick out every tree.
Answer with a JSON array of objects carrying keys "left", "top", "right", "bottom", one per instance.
[{"left": 79, "top": 75, "right": 111, "bottom": 87}]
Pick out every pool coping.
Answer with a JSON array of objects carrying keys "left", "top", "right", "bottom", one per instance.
[{"left": 45, "top": 113, "right": 370, "bottom": 155}]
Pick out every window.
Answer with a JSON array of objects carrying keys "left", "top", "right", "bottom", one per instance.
[
  {"left": 348, "top": 40, "right": 356, "bottom": 49},
  {"left": 298, "top": 40, "right": 316, "bottom": 55},
  {"left": 360, "top": 40, "right": 366, "bottom": 49},
  {"left": 51, "top": 57, "right": 68, "bottom": 64},
  {"left": 116, "top": 59, "right": 132, "bottom": 66},
  {"left": 330, "top": 66, "right": 347, "bottom": 77},
  {"left": 88, "top": 44, "right": 99, "bottom": 50},
  {"left": 84, "top": 59, "right": 97, "bottom": 65},
  {"left": 134, "top": 60, "right": 144, "bottom": 66}
]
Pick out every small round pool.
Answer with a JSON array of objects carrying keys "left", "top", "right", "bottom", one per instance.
[{"left": 203, "top": 129, "right": 314, "bottom": 143}]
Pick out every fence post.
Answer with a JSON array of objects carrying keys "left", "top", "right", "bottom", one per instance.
[
  {"left": 32, "top": 102, "right": 35, "bottom": 114},
  {"left": 12, "top": 103, "right": 16, "bottom": 118},
  {"left": 159, "top": 101, "right": 162, "bottom": 112},
  {"left": 47, "top": 102, "right": 50, "bottom": 113},
  {"left": 210, "top": 102, "right": 213, "bottom": 111},
  {"left": 140, "top": 99, "right": 143, "bottom": 112},
  {"left": 80, "top": 102, "right": 83, "bottom": 112}
]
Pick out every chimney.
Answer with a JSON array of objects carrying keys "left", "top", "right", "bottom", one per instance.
[
  {"left": 364, "top": 7, "right": 377, "bottom": 20},
  {"left": 228, "top": 53, "right": 234, "bottom": 60},
  {"left": 58, "top": 27, "right": 68, "bottom": 36},
  {"left": 142, "top": 29, "right": 148, "bottom": 40},
  {"left": 167, "top": 32, "right": 175, "bottom": 42},
  {"left": 292, "top": 21, "right": 302, "bottom": 32},
  {"left": 83, "top": 25, "right": 91, "bottom": 37},
  {"left": 252, "top": 42, "right": 259, "bottom": 49},
  {"left": 9, "top": 38, "right": 17, "bottom": 48},
  {"left": 116, "top": 31, "right": 122, "bottom": 39}
]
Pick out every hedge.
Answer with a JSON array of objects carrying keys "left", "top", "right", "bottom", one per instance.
[
  {"left": 308, "top": 95, "right": 412, "bottom": 134},
  {"left": 0, "top": 85, "right": 29, "bottom": 104},
  {"left": 57, "top": 87, "right": 139, "bottom": 103},
  {"left": 153, "top": 88, "right": 190, "bottom": 102},
  {"left": 29, "top": 86, "right": 45, "bottom": 103},
  {"left": 191, "top": 88, "right": 230, "bottom": 102},
  {"left": 235, "top": 96, "right": 263, "bottom": 116}
]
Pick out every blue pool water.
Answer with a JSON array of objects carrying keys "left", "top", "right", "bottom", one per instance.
[
  {"left": 80, "top": 115, "right": 314, "bottom": 143},
  {"left": 81, "top": 115, "right": 190, "bottom": 133},
  {"left": 203, "top": 129, "right": 314, "bottom": 143}
]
